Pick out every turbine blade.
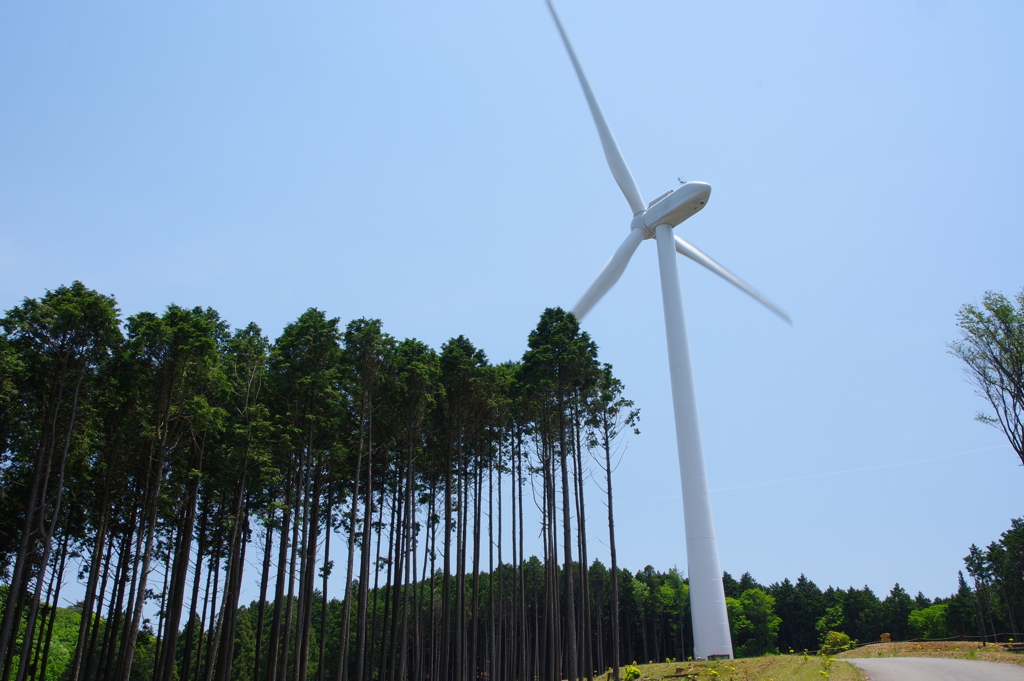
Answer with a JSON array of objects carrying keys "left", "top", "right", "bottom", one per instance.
[
  {"left": 572, "top": 228, "right": 646, "bottom": 320},
  {"left": 674, "top": 236, "right": 792, "bottom": 324},
  {"left": 546, "top": 1, "right": 646, "bottom": 216}
]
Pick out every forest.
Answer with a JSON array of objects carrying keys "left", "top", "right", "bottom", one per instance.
[{"left": 1, "top": 282, "right": 1022, "bottom": 681}]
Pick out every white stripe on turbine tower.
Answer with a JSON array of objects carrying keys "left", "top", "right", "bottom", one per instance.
[{"left": 544, "top": 0, "right": 791, "bottom": 661}]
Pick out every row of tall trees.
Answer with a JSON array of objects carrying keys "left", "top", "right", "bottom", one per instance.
[
  {"left": 963, "top": 518, "right": 1024, "bottom": 643},
  {"left": 0, "top": 282, "right": 643, "bottom": 681}
]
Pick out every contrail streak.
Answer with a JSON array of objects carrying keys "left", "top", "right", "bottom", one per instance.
[{"left": 709, "top": 444, "right": 1010, "bottom": 493}]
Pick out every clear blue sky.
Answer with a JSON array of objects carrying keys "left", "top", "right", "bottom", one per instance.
[{"left": 2, "top": 0, "right": 1022, "bottom": 603}]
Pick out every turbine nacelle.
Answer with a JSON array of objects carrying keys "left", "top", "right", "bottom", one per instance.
[{"left": 631, "top": 181, "right": 712, "bottom": 238}]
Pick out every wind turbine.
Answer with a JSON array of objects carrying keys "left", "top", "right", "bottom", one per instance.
[{"left": 545, "top": 1, "right": 791, "bottom": 661}]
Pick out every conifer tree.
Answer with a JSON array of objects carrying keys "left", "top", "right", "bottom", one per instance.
[{"left": 0, "top": 282, "right": 121, "bottom": 677}]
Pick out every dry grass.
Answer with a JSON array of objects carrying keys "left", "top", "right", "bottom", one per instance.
[
  {"left": 836, "top": 640, "right": 1024, "bottom": 667},
  {"left": 598, "top": 655, "right": 865, "bottom": 681}
]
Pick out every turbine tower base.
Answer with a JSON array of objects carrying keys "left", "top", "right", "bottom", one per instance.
[{"left": 654, "top": 223, "right": 734, "bottom": 661}]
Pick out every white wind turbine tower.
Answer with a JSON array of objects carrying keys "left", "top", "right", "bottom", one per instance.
[{"left": 545, "top": 1, "right": 791, "bottom": 661}]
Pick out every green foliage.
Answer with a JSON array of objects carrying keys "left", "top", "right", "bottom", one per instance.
[
  {"left": 727, "top": 588, "right": 781, "bottom": 657},
  {"left": 820, "top": 630, "right": 855, "bottom": 655},
  {"left": 881, "top": 583, "right": 913, "bottom": 640},
  {"left": 818, "top": 652, "right": 835, "bottom": 679},
  {"left": 519, "top": 308, "right": 601, "bottom": 442},
  {"left": 949, "top": 289, "right": 1024, "bottom": 467},
  {"left": 633, "top": 579, "right": 653, "bottom": 617},
  {"left": 232, "top": 605, "right": 257, "bottom": 681},
  {"left": 1, "top": 604, "right": 83, "bottom": 681},
  {"left": 587, "top": 362, "right": 640, "bottom": 447},
  {"left": 815, "top": 605, "right": 844, "bottom": 642},
  {"left": 1, "top": 280, "right": 122, "bottom": 367},
  {"left": 944, "top": 571, "right": 980, "bottom": 637},
  {"left": 770, "top": 574, "right": 825, "bottom": 653},
  {"left": 722, "top": 572, "right": 741, "bottom": 599},
  {"left": 622, "top": 663, "right": 642, "bottom": 680},
  {"left": 907, "top": 603, "right": 951, "bottom": 639},
  {"left": 0, "top": 333, "right": 23, "bottom": 463},
  {"left": 129, "top": 628, "right": 157, "bottom": 681},
  {"left": 272, "top": 308, "right": 346, "bottom": 448},
  {"left": 816, "top": 585, "right": 883, "bottom": 643},
  {"left": 961, "top": 519, "right": 1024, "bottom": 639}
]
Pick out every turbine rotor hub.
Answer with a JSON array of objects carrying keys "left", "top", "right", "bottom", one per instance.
[{"left": 630, "top": 212, "right": 654, "bottom": 238}]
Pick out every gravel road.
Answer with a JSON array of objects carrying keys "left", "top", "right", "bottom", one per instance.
[{"left": 844, "top": 657, "right": 1024, "bottom": 681}]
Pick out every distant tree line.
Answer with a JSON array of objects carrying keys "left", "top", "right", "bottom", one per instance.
[{"left": 3, "top": 542, "right": 1022, "bottom": 681}]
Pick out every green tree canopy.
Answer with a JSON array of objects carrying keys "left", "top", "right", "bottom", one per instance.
[
  {"left": 727, "top": 589, "right": 781, "bottom": 658},
  {"left": 949, "top": 289, "right": 1024, "bottom": 467}
]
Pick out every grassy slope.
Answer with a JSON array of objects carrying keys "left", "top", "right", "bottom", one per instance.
[
  {"left": 613, "top": 656, "right": 865, "bottom": 681},
  {"left": 837, "top": 640, "right": 1024, "bottom": 667}
]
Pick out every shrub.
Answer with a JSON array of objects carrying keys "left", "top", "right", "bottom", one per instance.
[
  {"left": 820, "top": 630, "right": 855, "bottom": 655},
  {"left": 622, "top": 664, "right": 642, "bottom": 681}
]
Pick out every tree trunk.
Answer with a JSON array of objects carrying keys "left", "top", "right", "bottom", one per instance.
[
  {"left": 99, "top": 518, "right": 134, "bottom": 681},
  {"left": 156, "top": 462, "right": 203, "bottom": 681},
  {"left": 67, "top": 497, "right": 109, "bottom": 681},
  {"left": 559, "top": 407, "right": 578, "bottom": 681},
  {"left": 267, "top": 496, "right": 292, "bottom": 681},
  {"left": 317, "top": 492, "right": 333, "bottom": 681},
  {"left": 35, "top": 532, "right": 69, "bottom": 679},
  {"left": 280, "top": 484, "right": 301, "bottom": 681},
  {"left": 0, "top": 372, "right": 72, "bottom": 675},
  {"left": 470, "top": 468, "right": 483, "bottom": 681},
  {"left": 255, "top": 517, "right": 275, "bottom": 681},
  {"left": 114, "top": 477, "right": 150, "bottom": 681},
  {"left": 214, "top": 479, "right": 249, "bottom": 681},
  {"left": 574, "top": 418, "right": 593, "bottom": 681},
  {"left": 36, "top": 533, "right": 69, "bottom": 681},
  {"left": 605, "top": 428, "right": 621, "bottom": 681},
  {"left": 201, "top": 547, "right": 222, "bottom": 681},
  {"left": 182, "top": 513, "right": 210, "bottom": 681},
  {"left": 354, "top": 433, "right": 375, "bottom": 681},
  {"left": 441, "top": 454, "right": 453, "bottom": 681},
  {"left": 335, "top": 443, "right": 364, "bottom": 681},
  {"left": 82, "top": 531, "right": 115, "bottom": 681},
  {"left": 13, "top": 375, "right": 85, "bottom": 681}
]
